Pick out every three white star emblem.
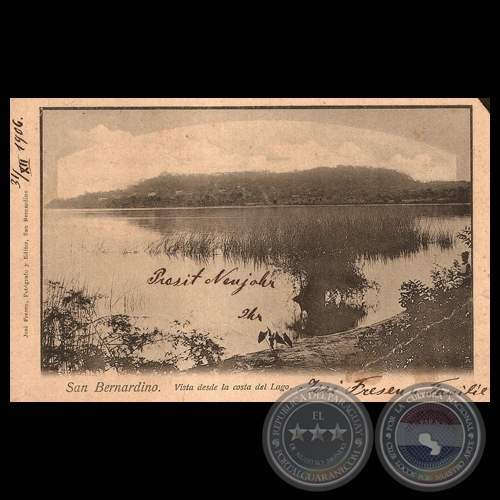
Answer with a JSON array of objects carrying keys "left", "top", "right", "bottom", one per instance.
[{"left": 287, "top": 423, "right": 347, "bottom": 442}]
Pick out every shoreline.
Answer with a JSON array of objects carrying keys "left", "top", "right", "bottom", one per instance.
[
  {"left": 191, "top": 313, "right": 409, "bottom": 375},
  {"left": 44, "top": 202, "right": 472, "bottom": 212},
  {"left": 191, "top": 284, "right": 472, "bottom": 376}
]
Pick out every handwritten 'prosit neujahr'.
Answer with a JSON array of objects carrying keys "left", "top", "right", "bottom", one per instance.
[{"left": 147, "top": 267, "right": 276, "bottom": 296}]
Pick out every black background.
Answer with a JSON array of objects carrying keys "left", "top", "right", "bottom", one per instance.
[
  {"left": 479, "top": 98, "right": 490, "bottom": 111},
  {"left": 18, "top": 400, "right": 489, "bottom": 496},
  {"left": 196, "top": 401, "right": 490, "bottom": 495}
]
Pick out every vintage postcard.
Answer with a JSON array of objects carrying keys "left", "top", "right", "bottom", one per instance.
[{"left": 10, "top": 98, "right": 490, "bottom": 402}]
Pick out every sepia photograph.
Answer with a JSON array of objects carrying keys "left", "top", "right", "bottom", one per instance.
[
  {"left": 10, "top": 98, "right": 489, "bottom": 402},
  {"left": 41, "top": 107, "right": 473, "bottom": 373}
]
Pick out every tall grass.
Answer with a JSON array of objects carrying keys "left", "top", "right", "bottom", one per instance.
[
  {"left": 147, "top": 210, "right": 456, "bottom": 265},
  {"left": 42, "top": 279, "right": 225, "bottom": 374},
  {"left": 416, "top": 219, "right": 455, "bottom": 250}
]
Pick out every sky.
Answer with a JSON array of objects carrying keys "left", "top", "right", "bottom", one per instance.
[{"left": 42, "top": 107, "right": 471, "bottom": 202}]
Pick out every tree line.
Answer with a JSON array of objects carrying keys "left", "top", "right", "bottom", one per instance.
[{"left": 46, "top": 166, "right": 471, "bottom": 209}]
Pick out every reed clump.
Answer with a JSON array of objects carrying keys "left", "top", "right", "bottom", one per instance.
[{"left": 147, "top": 210, "right": 456, "bottom": 265}]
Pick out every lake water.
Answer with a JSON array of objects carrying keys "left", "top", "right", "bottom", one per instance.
[{"left": 43, "top": 205, "right": 471, "bottom": 362}]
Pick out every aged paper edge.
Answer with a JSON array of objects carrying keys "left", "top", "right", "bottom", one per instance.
[{"left": 9, "top": 98, "right": 490, "bottom": 402}]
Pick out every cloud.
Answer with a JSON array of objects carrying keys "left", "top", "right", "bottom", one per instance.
[
  {"left": 56, "top": 121, "right": 459, "bottom": 198},
  {"left": 388, "top": 150, "right": 457, "bottom": 182}
]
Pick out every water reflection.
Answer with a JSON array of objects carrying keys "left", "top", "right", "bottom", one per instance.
[
  {"left": 106, "top": 204, "right": 470, "bottom": 338},
  {"left": 289, "top": 253, "right": 378, "bottom": 336}
]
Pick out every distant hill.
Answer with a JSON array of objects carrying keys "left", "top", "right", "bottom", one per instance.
[{"left": 46, "top": 166, "right": 471, "bottom": 209}]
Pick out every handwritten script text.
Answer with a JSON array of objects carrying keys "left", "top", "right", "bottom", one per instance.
[
  {"left": 11, "top": 119, "right": 31, "bottom": 188},
  {"left": 147, "top": 267, "right": 276, "bottom": 296}
]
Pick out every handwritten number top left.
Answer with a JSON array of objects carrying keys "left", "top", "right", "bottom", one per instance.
[{"left": 11, "top": 119, "right": 30, "bottom": 187}]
